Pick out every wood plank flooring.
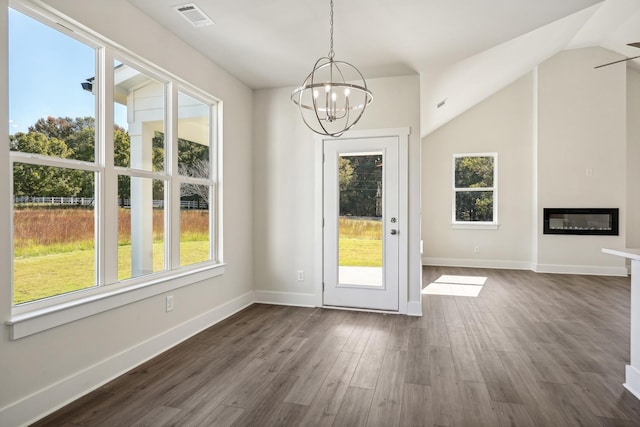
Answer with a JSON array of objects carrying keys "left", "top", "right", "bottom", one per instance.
[{"left": 32, "top": 267, "right": 640, "bottom": 426}]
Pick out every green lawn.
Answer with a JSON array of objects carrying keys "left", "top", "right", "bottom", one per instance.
[
  {"left": 14, "top": 241, "right": 210, "bottom": 305},
  {"left": 14, "top": 217, "right": 381, "bottom": 304},
  {"left": 13, "top": 248, "right": 96, "bottom": 304},
  {"left": 339, "top": 238, "right": 382, "bottom": 267},
  {"left": 338, "top": 217, "right": 382, "bottom": 267}
]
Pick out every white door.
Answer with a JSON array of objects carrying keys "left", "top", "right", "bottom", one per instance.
[{"left": 323, "top": 137, "right": 399, "bottom": 311}]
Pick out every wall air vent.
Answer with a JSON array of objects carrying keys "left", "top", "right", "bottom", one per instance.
[{"left": 173, "top": 3, "right": 214, "bottom": 27}]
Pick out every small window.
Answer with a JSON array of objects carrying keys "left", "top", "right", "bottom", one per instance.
[{"left": 453, "top": 153, "right": 497, "bottom": 225}]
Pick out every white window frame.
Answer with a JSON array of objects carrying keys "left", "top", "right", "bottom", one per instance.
[
  {"left": 6, "top": 1, "right": 224, "bottom": 339},
  {"left": 451, "top": 152, "right": 498, "bottom": 229}
]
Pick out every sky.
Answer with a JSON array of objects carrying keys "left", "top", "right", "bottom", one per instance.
[{"left": 8, "top": 8, "right": 126, "bottom": 134}]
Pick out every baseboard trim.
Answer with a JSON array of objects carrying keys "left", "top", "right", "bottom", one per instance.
[
  {"left": 422, "top": 257, "right": 628, "bottom": 277},
  {"left": 0, "top": 292, "right": 255, "bottom": 427},
  {"left": 423, "top": 257, "right": 533, "bottom": 271},
  {"left": 253, "top": 290, "right": 317, "bottom": 307},
  {"left": 624, "top": 365, "right": 640, "bottom": 401},
  {"left": 533, "top": 263, "right": 628, "bottom": 277}
]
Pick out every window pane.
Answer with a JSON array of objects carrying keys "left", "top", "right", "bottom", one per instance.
[
  {"left": 180, "top": 184, "right": 210, "bottom": 266},
  {"left": 455, "top": 191, "right": 494, "bottom": 222},
  {"left": 338, "top": 154, "right": 383, "bottom": 286},
  {"left": 13, "top": 164, "right": 95, "bottom": 304},
  {"left": 9, "top": 9, "right": 96, "bottom": 161},
  {"left": 455, "top": 156, "right": 494, "bottom": 188},
  {"left": 118, "top": 176, "right": 166, "bottom": 280},
  {"left": 113, "top": 62, "right": 165, "bottom": 172},
  {"left": 178, "top": 92, "right": 210, "bottom": 178}
]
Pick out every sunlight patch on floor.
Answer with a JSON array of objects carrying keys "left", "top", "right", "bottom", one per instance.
[{"left": 421, "top": 274, "right": 487, "bottom": 297}]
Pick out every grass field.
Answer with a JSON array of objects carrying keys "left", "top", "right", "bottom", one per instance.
[
  {"left": 13, "top": 241, "right": 209, "bottom": 304},
  {"left": 13, "top": 212, "right": 381, "bottom": 304},
  {"left": 13, "top": 207, "right": 210, "bottom": 305},
  {"left": 339, "top": 217, "right": 382, "bottom": 267}
]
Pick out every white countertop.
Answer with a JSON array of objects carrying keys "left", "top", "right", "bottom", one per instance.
[{"left": 603, "top": 248, "right": 640, "bottom": 261}]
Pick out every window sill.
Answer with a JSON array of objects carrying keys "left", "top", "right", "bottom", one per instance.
[
  {"left": 452, "top": 223, "right": 499, "bottom": 230},
  {"left": 6, "top": 263, "right": 225, "bottom": 340}
]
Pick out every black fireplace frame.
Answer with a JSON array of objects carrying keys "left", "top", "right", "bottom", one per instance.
[{"left": 543, "top": 208, "right": 619, "bottom": 236}]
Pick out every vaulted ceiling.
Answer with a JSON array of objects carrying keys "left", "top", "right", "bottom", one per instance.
[{"left": 128, "top": 0, "right": 640, "bottom": 135}]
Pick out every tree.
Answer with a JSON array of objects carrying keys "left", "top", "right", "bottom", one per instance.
[
  {"left": 114, "top": 127, "right": 131, "bottom": 205},
  {"left": 454, "top": 156, "right": 495, "bottom": 221},
  {"left": 18, "top": 117, "right": 97, "bottom": 198},
  {"left": 113, "top": 126, "right": 131, "bottom": 167},
  {"left": 29, "top": 116, "right": 77, "bottom": 141},
  {"left": 455, "top": 191, "right": 493, "bottom": 221},
  {"left": 11, "top": 117, "right": 213, "bottom": 205},
  {"left": 10, "top": 130, "right": 73, "bottom": 158},
  {"left": 151, "top": 131, "right": 166, "bottom": 172},
  {"left": 179, "top": 159, "right": 210, "bottom": 204},
  {"left": 66, "top": 126, "right": 95, "bottom": 162},
  {"left": 174, "top": 135, "right": 210, "bottom": 206},
  {"left": 29, "top": 116, "right": 95, "bottom": 162},
  {"left": 455, "top": 156, "right": 493, "bottom": 188},
  {"left": 339, "top": 155, "right": 382, "bottom": 217},
  {"left": 11, "top": 132, "right": 81, "bottom": 197},
  {"left": 178, "top": 138, "right": 209, "bottom": 177},
  {"left": 339, "top": 157, "right": 354, "bottom": 192}
]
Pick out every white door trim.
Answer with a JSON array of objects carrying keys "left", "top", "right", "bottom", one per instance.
[{"left": 314, "top": 127, "right": 410, "bottom": 314}]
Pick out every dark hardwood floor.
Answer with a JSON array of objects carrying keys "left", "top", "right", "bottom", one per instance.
[{"left": 33, "top": 267, "right": 640, "bottom": 426}]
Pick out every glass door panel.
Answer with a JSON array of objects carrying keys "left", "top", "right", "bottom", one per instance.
[{"left": 338, "top": 153, "right": 383, "bottom": 287}]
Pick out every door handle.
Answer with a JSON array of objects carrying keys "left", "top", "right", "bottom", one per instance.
[{"left": 390, "top": 229, "right": 398, "bottom": 235}]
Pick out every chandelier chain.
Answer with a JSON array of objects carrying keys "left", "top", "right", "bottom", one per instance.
[{"left": 329, "top": 0, "right": 334, "bottom": 59}]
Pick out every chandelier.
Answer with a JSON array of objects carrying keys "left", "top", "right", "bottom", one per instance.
[{"left": 291, "top": 0, "right": 373, "bottom": 137}]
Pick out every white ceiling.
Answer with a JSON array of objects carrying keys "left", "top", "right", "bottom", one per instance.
[{"left": 128, "top": 0, "right": 640, "bottom": 134}]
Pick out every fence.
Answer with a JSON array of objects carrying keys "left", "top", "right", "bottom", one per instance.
[
  {"left": 14, "top": 196, "right": 206, "bottom": 210},
  {"left": 14, "top": 196, "right": 95, "bottom": 206}
]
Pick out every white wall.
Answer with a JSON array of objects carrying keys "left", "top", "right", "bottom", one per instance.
[
  {"left": 421, "top": 47, "right": 630, "bottom": 275},
  {"left": 422, "top": 73, "right": 535, "bottom": 269},
  {"left": 253, "top": 75, "right": 422, "bottom": 311},
  {"left": 0, "top": 1, "right": 254, "bottom": 425},
  {"left": 627, "top": 68, "right": 640, "bottom": 249},
  {"left": 536, "top": 47, "right": 626, "bottom": 274}
]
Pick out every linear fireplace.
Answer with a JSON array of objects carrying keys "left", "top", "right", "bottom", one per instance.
[{"left": 543, "top": 208, "right": 619, "bottom": 235}]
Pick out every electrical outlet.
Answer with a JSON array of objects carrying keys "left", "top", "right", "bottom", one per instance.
[
  {"left": 474, "top": 246, "right": 480, "bottom": 253},
  {"left": 166, "top": 295, "right": 174, "bottom": 312},
  {"left": 297, "top": 270, "right": 304, "bottom": 282}
]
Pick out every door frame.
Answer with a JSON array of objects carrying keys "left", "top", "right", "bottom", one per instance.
[{"left": 314, "top": 127, "right": 410, "bottom": 314}]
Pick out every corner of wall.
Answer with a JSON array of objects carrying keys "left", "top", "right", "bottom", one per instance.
[
  {"left": 0, "top": 292, "right": 255, "bottom": 427},
  {"left": 626, "top": 68, "right": 640, "bottom": 248}
]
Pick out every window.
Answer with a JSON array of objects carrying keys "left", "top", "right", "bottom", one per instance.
[
  {"left": 8, "top": 4, "right": 221, "bottom": 317},
  {"left": 177, "top": 91, "right": 214, "bottom": 267},
  {"left": 452, "top": 153, "right": 497, "bottom": 226}
]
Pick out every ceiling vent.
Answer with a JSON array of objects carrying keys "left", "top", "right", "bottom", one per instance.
[{"left": 173, "top": 3, "right": 214, "bottom": 27}]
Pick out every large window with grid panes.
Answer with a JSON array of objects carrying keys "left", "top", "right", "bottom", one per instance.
[{"left": 8, "top": 3, "right": 221, "bottom": 313}]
